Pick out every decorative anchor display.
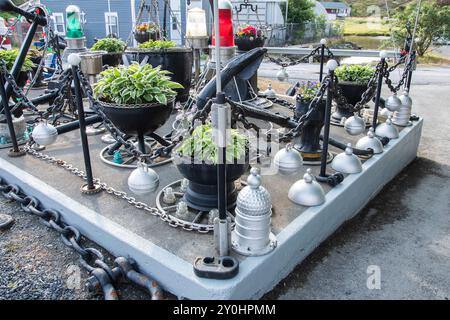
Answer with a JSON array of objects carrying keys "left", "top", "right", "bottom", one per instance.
[
  {"left": 288, "top": 169, "right": 326, "bottom": 207},
  {"left": 331, "top": 143, "right": 363, "bottom": 174},
  {"left": 274, "top": 144, "right": 303, "bottom": 175},
  {"left": 392, "top": 90, "right": 413, "bottom": 127},
  {"left": 231, "top": 167, "right": 277, "bottom": 256},
  {"left": 343, "top": 114, "right": 366, "bottom": 136},
  {"left": 375, "top": 115, "right": 399, "bottom": 140},
  {"left": 356, "top": 127, "right": 384, "bottom": 154},
  {"left": 127, "top": 161, "right": 160, "bottom": 195}
]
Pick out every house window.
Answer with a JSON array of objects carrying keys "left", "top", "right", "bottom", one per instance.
[
  {"left": 105, "top": 12, "right": 119, "bottom": 37},
  {"left": 52, "top": 13, "right": 65, "bottom": 35}
]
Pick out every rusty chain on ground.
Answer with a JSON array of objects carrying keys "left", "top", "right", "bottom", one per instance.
[{"left": 0, "top": 176, "right": 165, "bottom": 300}]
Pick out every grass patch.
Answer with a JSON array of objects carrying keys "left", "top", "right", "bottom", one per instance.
[
  {"left": 343, "top": 17, "right": 390, "bottom": 36},
  {"left": 417, "top": 52, "right": 450, "bottom": 65}
]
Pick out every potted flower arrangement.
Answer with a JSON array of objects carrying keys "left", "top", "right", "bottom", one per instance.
[
  {"left": 234, "top": 24, "right": 265, "bottom": 52},
  {"left": 294, "top": 81, "right": 326, "bottom": 158},
  {"left": 333, "top": 64, "right": 375, "bottom": 120},
  {"left": 134, "top": 22, "right": 160, "bottom": 44},
  {"left": 91, "top": 38, "right": 126, "bottom": 67},
  {"left": 93, "top": 63, "right": 183, "bottom": 151},
  {"left": 174, "top": 124, "right": 249, "bottom": 211},
  {"left": 125, "top": 39, "right": 193, "bottom": 102},
  {"left": 0, "top": 49, "right": 35, "bottom": 87}
]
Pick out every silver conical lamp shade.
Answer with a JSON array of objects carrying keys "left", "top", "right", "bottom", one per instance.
[
  {"left": 385, "top": 94, "right": 402, "bottom": 112},
  {"left": 288, "top": 169, "right": 325, "bottom": 207},
  {"left": 274, "top": 144, "right": 303, "bottom": 175},
  {"left": 356, "top": 128, "right": 384, "bottom": 154},
  {"left": 331, "top": 143, "right": 363, "bottom": 174},
  {"left": 375, "top": 116, "right": 399, "bottom": 139}
]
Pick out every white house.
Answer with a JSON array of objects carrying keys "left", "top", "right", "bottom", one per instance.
[{"left": 319, "top": 1, "right": 351, "bottom": 19}]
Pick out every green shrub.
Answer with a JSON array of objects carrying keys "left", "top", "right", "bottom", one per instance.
[
  {"left": 335, "top": 64, "right": 375, "bottom": 84},
  {"left": 91, "top": 38, "right": 126, "bottom": 53},
  {"left": 94, "top": 63, "right": 183, "bottom": 105},
  {"left": 178, "top": 124, "right": 248, "bottom": 164},
  {"left": 138, "top": 40, "right": 176, "bottom": 50},
  {"left": 0, "top": 49, "right": 35, "bottom": 72}
]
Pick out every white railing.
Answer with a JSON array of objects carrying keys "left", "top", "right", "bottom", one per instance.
[{"left": 266, "top": 47, "right": 400, "bottom": 58}]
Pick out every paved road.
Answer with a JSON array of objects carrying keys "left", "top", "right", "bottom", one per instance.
[{"left": 1, "top": 63, "right": 450, "bottom": 300}]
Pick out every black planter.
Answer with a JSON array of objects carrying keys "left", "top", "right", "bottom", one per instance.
[
  {"left": 295, "top": 98, "right": 326, "bottom": 158},
  {"left": 235, "top": 36, "right": 265, "bottom": 52},
  {"left": 102, "top": 53, "right": 123, "bottom": 67},
  {"left": 174, "top": 154, "right": 249, "bottom": 212},
  {"left": 134, "top": 31, "right": 159, "bottom": 44},
  {"left": 125, "top": 48, "right": 193, "bottom": 102},
  {"left": 333, "top": 81, "right": 368, "bottom": 121},
  {"left": 98, "top": 100, "right": 174, "bottom": 137}
]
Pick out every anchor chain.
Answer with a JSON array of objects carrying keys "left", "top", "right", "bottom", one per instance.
[
  {"left": 0, "top": 176, "right": 164, "bottom": 300},
  {"left": 266, "top": 46, "right": 322, "bottom": 67},
  {"left": 23, "top": 143, "right": 212, "bottom": 233},
  {"left": 383, "top": 53, "right": 415, "bottom": 93}
]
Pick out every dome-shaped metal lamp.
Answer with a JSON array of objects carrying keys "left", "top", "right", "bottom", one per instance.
[
  {"left": 375, "top": 115, "right": 399, "bottom": 139},
  {"left": 385, "top": 93, "right": 402, "bottom": 112},
  {"left": 274, "top": 144, "right": 303, "bottom": 175},
  {"left": 31, "top": 121, "right": 58, "bottom": 146},
  {"left": 127, "top": 162, "right": 159, "bottom": 195},
  {"left": 288, "top": 169, "right": 326, "bottom": 207},
  {"left": 276, "top": 67, "right": 289, "bottom": 82},
  {"left": 331, "top": 143, "right": 363, "bottom": 174},
  {"left": 344, "top": 114, "right": 366, "bottom": 136},
  {"left": 231, "top": 168, "right": 277, "bottom": 257},
  {"left": 263, "top": 83, "right": 277, "bottom": 99},
  {"left": 356, "top": 127, "right": 384, "bottom": 154},
  {"left": 380, "top": 107, "right": 393, "bottom": 118},
  {"left": 392, "top": 90, "right": 412, "bottom": 127}
]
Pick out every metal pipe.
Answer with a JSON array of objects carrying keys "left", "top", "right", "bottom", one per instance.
[
  {"left": 56, "top": 115, "right": 102, "bottom": 135},
  {"left": 30, "top": 89, "right": 59, "bottom": 106},
  {"left": 372, "top": 58, "right": 385, "bottom": 129},
  {"left": 72, "top": 66, "right": 96, "bottom": 191},
  {"left": 319, "top": 44, "right": 325, "bottom": 82},
  {"left": 320, "top": 70, "right": 334, "bottom": 178}
]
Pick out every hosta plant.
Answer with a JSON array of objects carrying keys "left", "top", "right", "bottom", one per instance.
[
  {"left": 93, "top": 63, "right": 183, "bottom": 105},
  {"left": 0, "top": 49, "right": 35, "bottom": 72},
  {"left": 138, "top": 39, "right": 176, "bottom": 50},
  {"left": 335, "top": 65, "right": 375, "bottom": 84},
  {"left": 178, "top": 124, "right": 248, "bottom": 164},
  {"left": 91, "top": 38, "right": 126, "bottom": 53}
]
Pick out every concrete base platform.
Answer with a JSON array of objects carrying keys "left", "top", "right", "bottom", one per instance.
[{"left": 0, "top": 117, "right": 423, "bottom": 299}]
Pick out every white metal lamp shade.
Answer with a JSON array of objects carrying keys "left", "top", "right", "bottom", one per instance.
[
  {"left": 31, "top": 121, "right": 58, "bottom": 146},
  {"left": 288, "top": 169, "right": 326, "bottom": 207},
  {"left": 392, "top": 90, "right": 412, "bottom": 127},
  {"left": 128, "top": 162, "right": 159, "bottom": 195},
  {"left": 344, "top": 114, "right": 366, "bottom": 136},
  {"left": 375, "top": 116, "right": 399, "bottom": 139},
  {"left": 331, "top": 143, "right": 363, "bottom": 174},
  {"left": 385, "top": 94, "right": 402, "bottom": 112},
  {"left": 356, "top": 127, "right": 384, "bottom": 154},
  {"left": 274, "top": 144, "right": 303, "bottom": 175}
]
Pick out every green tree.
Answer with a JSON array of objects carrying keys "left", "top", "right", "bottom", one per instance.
[
  {"left": 390, "top": 0, "right": 450, "bottom": 56},
  {"left": 282, "top": 0, "right": 316, "bottom": 23}
]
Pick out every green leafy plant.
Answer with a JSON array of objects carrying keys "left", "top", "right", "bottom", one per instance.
[
  {"left": 0, "top": 49, "right": 35, "bottom": 72},
  {"left": 91, "top": 38, "right": 126, "bottom": 53},
  {"left": 178, "top": 124, "right": 248, "bottom": 164},
  {"left": 94, "top": 63, "right": 183, "bottom": 105},
  {"left": 335, "top": 65, "right": 375, "bottom": 84},
  {"left": 138, "top": 39, "right": 176, "bottom": 50},
  {"left": 297, "top": 81, "right": 321, "bottom": 101}
]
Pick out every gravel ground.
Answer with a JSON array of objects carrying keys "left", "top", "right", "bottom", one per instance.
[{"left": 0, "top": 198, "right": 150, "bottom": 300}]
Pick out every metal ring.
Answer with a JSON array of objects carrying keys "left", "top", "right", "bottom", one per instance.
[{"left": 60, "top": 225, "right": 80, "bottom": 247}]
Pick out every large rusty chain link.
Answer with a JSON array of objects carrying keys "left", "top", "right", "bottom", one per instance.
[{"left": 0, "top": 176, "right": 164, "bottom": 300}]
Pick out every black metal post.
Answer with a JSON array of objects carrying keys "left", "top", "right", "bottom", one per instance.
[
  {"left": 320, "top": 71, "right": 334, "bottom": 178},
  {"left": 319, "top": 44, "right": 325, "bottom": 82},
  {"left": 372, "top": 58, "right": 385, "bottom": 130},
  {"left": 71, "top": 66, "right": 100, "bottom": 194},
  {"left": 137, "top": 132, "right": 147, "bottom": 154},
  {"left": 0, "top": 74, "right": 25, "bottom": 157},
  {"left": 0, "top": 20, "right": 40, "bottom": 114}
]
